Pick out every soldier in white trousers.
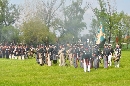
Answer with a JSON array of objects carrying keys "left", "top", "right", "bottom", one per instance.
[
  {"left": 114, "top": 44, "right": 121, "bottom": 68},
  {"left": 82, "top": 47, "right": 91, "bottom": 72},
  {"left": 108, "top": 44, "right": 112, "bottom": 66}
]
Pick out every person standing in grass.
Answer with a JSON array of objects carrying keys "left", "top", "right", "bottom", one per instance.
[
  {"left": 84, "top": 46, "right": 91, "bottom": 72},
  {"left": 2, "top": 45, "right": 6, "bottom": 58},
  {"left": 42, "top": 45, "right": 47, "bottom": 65},
  {"left": 114, "top": 44, "right": 121, "bottom": 68},
  {"left": 58, "top": 45, "right": 65, "bottom": 66},
  {"left": 21, "top": 45, "right": 26, "bottom": 60},
  {"left": 9, "top": 45, "right": 14, "bottom": 59},
  {"left": 108, "top": 44, "right": 112, "bottom": 66},
  {"left": 90, "top": 45, "right": 95, "bottom": 68},
  {"left": 93, "top": 45, "right": 99, "bottom": 70},
  {"left": 67, "top": 45, "right": 73, "bottom": 66},
  {"left": 52, "top": 45, "right": 58, "bottom": 64},
  {"left": 14, "top": 45, "right": 18, "bottom": 59},
  {"left": 0, "top": 45, "right": 2, "bottom": 58},
  {"left": 5, "top": 45, "right": 10, "bottom": 59},
  {"left": 36, "top": 45, "right": 40, "bottom": 64},
  {"left": 38, "top": 45, "right": 43, "bottom": 66},
  {"left": 82, "top": 46, "right": 87, "bottom": 72},
  {"left": 103, "top": 44, "right": 109, "bottom": 68},
  {"left": 79, "top": 44, "right": 84, "bottom": 68},
  {"left": 88, "top": 45, "right": 92, "bottom": 72},
  {"left": 18, "top": 45, "right": 22, "bottom": 60},
  {"left": 72, "top": 44, "right": 79, "bottom": 68}
]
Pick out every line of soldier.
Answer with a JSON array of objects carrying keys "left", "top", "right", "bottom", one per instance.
[
  {"left": 36, "top": 44, "right": 59, "bottom": 66},
  {"left": 35, "top": 43, "right": 121, "bottom": 72},
  {"left": 0, "top": 43, "right": 121, "bottom": 72},
  {"left": 0, "top": 44, "right": 35, "bottom": 60}
]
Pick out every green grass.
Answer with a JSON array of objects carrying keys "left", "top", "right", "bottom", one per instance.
[{"left": 0, "top": 51, "right": 130, "bottom": 86}]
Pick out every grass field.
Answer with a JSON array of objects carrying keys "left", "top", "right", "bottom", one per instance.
[{"left": 0, "top": 51, "right": 130, "bottom": 86}]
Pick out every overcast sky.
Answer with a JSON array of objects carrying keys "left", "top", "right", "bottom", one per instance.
[{"left": 9, "top": 0, "right": 130, "bottom": 35}]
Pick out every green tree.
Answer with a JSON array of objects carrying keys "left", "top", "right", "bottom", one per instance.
[
  {"left": 2, "top": 25, "right": 20, "bottom": 43},
  {"left": 21, "top": 0, "right": 63, "bottom": 30},
  {"left": 59, "top": 0, "right": 87, "bottom": 43},
  {"left": 0, "top": 0, "right": 19, "bottom": 42},
  {"left": 90, "top": 0, "right": 124, "bottom": 45},
  {"left": 20, "top": 0, "right": 63, "bottom": 44},
  {"left": 121, "top": 13, "right": 130, "bottom": 49},
  {"left": 20, "top": 17, "right": 56, "bottom": 45}
]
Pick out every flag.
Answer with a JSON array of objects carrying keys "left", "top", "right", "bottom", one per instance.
[{"left": 96, "top": 22, "right": 105, "bottom": 44}]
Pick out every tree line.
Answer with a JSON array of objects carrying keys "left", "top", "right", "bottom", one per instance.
[{"left": 0, "top": 0, "right": 130, "bottom": 47}]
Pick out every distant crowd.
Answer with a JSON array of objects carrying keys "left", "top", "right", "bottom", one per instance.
[{"left": 0, "top": 42, "right": 121, "bottom": 72}]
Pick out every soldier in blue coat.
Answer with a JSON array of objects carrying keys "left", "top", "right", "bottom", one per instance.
[
  {"left": 72, "top": 44, "right": 79, "bottom": 68},
  {"left": 79, "top": 44, "right": 84, "bottom": 68},
  {"left": 41, "top": 45, "right": 47, "bottom": 65},
  {"left": 5, "top": 46, "right": 10, "bottom": 59},
  {"left": 93, "top": 45, "right": 99, "bottom": 70},
  {"left": 52, "top": 45, "right": 58, "bottom": 64},
  {"left": 103, "top": 44, "right": 109, "bottom": 68}
]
